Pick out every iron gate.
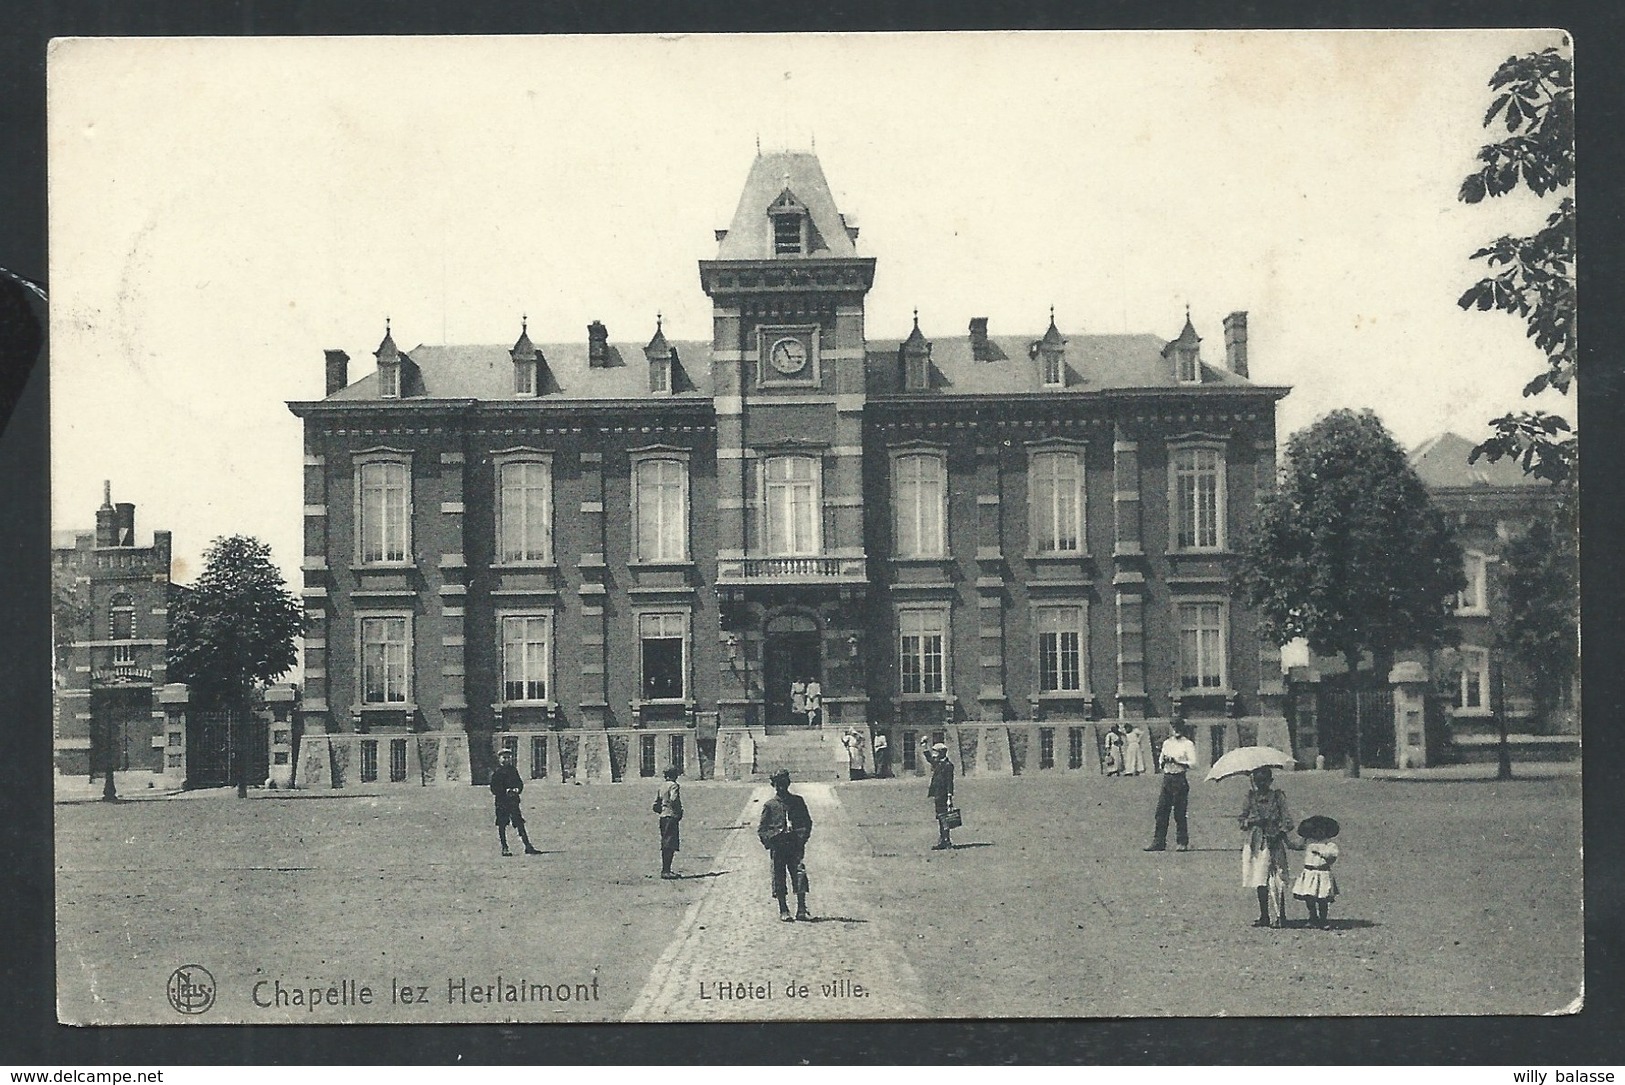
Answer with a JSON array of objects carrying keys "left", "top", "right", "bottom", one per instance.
[
  {"left": 186, "top": 709, "right": 268, "bottom": 789},
  {"left": 1316, "top": 687, "right": 1394, "bottom": 769}
]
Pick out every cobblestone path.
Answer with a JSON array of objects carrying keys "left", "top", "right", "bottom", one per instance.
[{"left": 625, "top": 782, "right": 927, "bottom": 1021}]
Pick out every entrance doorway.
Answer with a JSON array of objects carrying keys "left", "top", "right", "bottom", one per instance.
[{"left": 763, "top": 614, "right": 823, "bottom": 729}]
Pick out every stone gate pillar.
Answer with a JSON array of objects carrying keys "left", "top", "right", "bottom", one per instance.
[
  {"left": 1389, "top": 661, "right": 1429, "bottom": 769},
  {"left": 158, "top": 683, "right": 190, "bottom": 789}
]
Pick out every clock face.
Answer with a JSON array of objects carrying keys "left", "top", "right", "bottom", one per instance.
[{"left": 769, "top": 337, "right": 809, "bottom": 376}]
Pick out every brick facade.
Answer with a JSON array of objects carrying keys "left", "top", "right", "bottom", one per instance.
[
  {"left": 52, "top": 484, "right": 177, "bottom": 780},
  {"left": 289, "top": 152, "right": 1291, "bottom": 785}
]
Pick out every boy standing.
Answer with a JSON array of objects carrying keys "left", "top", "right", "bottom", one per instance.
[{"left": 490, "top": 748, "right": 541, "bottom": 857}]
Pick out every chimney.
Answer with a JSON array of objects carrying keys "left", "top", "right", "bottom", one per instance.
[
  {"left": 588, "top": 321, "right": 609, "bottom": 367},
  {"left": 115, "top": 502, "right": 136, "bottom": 547},
  {"left": 325, "top": 349, "right": 350, "bottom": 396},
  {"left": 95, "top": 481, "right": 117, "bottom": 547},
  {"left": 1223, "top": 311, "right": 1249, "bottom": 378},
  {"left": 969, "top": 317, "right": 990, "bottom": 361}
]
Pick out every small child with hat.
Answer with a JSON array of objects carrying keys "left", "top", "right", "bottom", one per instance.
[{"left": 1290, "top": 815, "right": 1342, "bottom": 928}]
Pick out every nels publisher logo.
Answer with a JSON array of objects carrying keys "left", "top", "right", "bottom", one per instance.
[{"left": 167, "top": 964, "right": 216, "bottom": 1015}]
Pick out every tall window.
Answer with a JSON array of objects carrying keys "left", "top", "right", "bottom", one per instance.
[
  {"left": 1031, "top": 450, "right": 1083, "bottom": 552},
  {"left": 1456, "top": 646, "right": 1490, "bottom": 712},
  {"left": 378, "top": 366, "right": 399, "bottom": 398},
  {"left": 1172, "top": 446, "right": 1224, "bottom": 550},
  {"left": 1177, "top": 601, "right": 1227, "bottom": 691},
  {"left": 498, "top": 459, "right": 552, "bottom": 564},
  {"left": 109, "top": 593, "right": 134, "bottom": 640},
  {"left": 361, "top": 616, "right": 410, "bottom": 704},
  {"left": 899, "top": 609, "right": 946, "bottom": 696},
  {"left": 1456, "top": 552, "right": 1489, "bottom": 613},
  {"left": 514, "top": 360, "right": 536, "bottom": 397},
  {"left": 639, "top": 612, "right": 687, "bottom": 701},
  {"left": 501, "top": 614, "right": 550, "bottom": 703},
  {"left": 636, "top": 458, "right": 688, "bottom": 562},
  {"left": 1036, "top": 605, "right": 1085, "bottom": 693},
  {"left": 358, "top": 459, "right": 410, "bottom": 563},
  {"left": 763, "top": 456, "right": 819, "bottom": 556},
  {"left": 894, "top": 453, "right": 945, "bottom": 558}
]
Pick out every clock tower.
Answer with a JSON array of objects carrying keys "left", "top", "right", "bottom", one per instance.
[{"left": 700, "top": 151, "right": 876, "bottom": 730}]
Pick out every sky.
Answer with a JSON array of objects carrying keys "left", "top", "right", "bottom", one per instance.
[{"left": 48, "top": 30, "right": 1568, "bottom": 598}]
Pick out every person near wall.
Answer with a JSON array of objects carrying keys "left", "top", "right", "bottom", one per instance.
[
  {"left": 804, "top": 676, "right": 823, "bottom": 728},
  {"left": 927, "top": 741, "right": 956, "bottom": 850},
  {"left": 872, "top": 729, "right": 891, "bottom": 778},
  {"left": 842, "top": 726, "right": 867, "bottom": 780},
  {"left": 790, "top": 678, "right": 806, "bottom": 720},
  {"left": 490, "top": 748, "right": 541, "bottom": 857},
  {"left": 1122, "top": 721, "right": 1147, "bottom": 776},
  {"left": 1145, "top": 719, "right": 1196, "bottom": 852},
  {"left": 757, "top": 769, "right": 814, "bottom": 921},
  {"left": 1103, "top": 724, "right": 1125, "bottom": 776},
  {"left": 1239, "top": 766, "right": 1294, "bottom": 928},
  {"left": 653, "top": 764, "right": 684, "bottom": 879}
]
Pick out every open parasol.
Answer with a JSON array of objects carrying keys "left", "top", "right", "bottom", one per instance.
[{"left": 1204, "top": 745, "right": 1294, "bottom": 782}]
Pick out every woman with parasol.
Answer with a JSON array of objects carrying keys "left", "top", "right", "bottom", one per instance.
[{"left": 1206, "top": 746, "right": 1295, "bottom": 928}]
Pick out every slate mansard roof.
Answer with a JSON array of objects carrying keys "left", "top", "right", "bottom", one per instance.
[
  {"left": 1409, "top": 432, "right": 1547, "bottom": 490},
  {"left": 306, "top": 327, "right": 1277, "bottom": 406},
  {"left": 867, "top": 331, "right": 1260, "bottom": 395}
]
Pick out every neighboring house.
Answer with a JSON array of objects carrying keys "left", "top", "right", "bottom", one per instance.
[
  {"left": 1408, "top": 431, "right": 1574, "bottom": 740},
  {"left": 287, "top": 150, "right": 1291, "bottom": 786},
  {"left": 1287, "top": 431, "right": 1575, "bottom": 769},
  {"left": 52, "top": 484, "right": 182, "bottom": 782}
]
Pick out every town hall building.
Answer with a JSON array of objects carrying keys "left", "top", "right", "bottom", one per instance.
[{"left": 288, "top": 152, "right": 1292, "bottom": 786}]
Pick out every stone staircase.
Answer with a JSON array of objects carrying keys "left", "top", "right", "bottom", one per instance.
[{"left": 749, "top": 728, "right": 844, "bottom": 782}]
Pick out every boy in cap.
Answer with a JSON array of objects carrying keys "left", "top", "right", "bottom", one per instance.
[
  {"left": 927, "top": 741, "right": 956, "bottom": 850},
  {"left": 490, "top": 748, "right": 541, "bottom": 856},
  {"left": 654, "top": 764, "right": 684, "bottom": 879},
  {"left": 757, "top": 769, "right": 814, "bottom": 921}
]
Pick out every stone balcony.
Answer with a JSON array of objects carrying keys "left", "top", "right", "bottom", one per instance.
[{"left": 716, "top": 554, "right": 868, "bottom": 586}]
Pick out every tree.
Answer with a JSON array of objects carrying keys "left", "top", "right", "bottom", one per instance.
[
  {"left": 1458, "top": 46, "right": 1575, "bottom": 483},
  {"left": 1495, "top": 483, "right": 1578, "bottom": 734},
  {"left": 1237, "top": 409, "right": 1466, "bottom": 776},
  {"left": 167, "top": 536, "right": 303, "bottom": 795}
]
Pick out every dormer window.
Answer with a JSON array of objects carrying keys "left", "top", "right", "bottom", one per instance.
[
  {"left": 905, "top": 351, "right": 929, "bottom": 392},
  {"left": 773, "top": 213, "right": 803, "bottom": 255},
  {"left": 514, "top": 360, "right": 536, "bottom": 397},
  {"left": 1177, "top": 347, "right": 1200, "bottom": 384},
  {"left": 650, "top": 356, "right": 670, "bottom": 394},
  {"left": 1042, "top": 351, "right": 1064, "bottom": 388},
  {"left": 379, "top": 365, "right": 399, "bottom": 398}
]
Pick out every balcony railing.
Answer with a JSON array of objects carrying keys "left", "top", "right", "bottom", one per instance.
[{"left": 717, "top": 555, "right": 867, "bottom": 584}]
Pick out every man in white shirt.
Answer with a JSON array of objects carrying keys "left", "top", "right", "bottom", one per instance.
[{"left": 1146, "top": 718, "right": 1197, "bottom": 851}]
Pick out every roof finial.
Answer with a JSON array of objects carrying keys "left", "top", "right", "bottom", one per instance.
[
  {"left": 656, "top": 311, "right": 663, "bottom": 331},
  {"left": 102, "top": 480, "right": 111, "bottom": 507},
  {"left": 755, "top": 132, "right": 761, "bottom": 154},
  {"left": 811, "top": 131, "right": 816, "bottom": 152},
  {"left": 521, "top": 312, "right": 527, "bottom": 333},
  {"left": 385, "top": 315, "right": 391, "bottom": 335},
  {"left": 1049, "top": 305, "right": 1056, "bottom": 325},
  {"left": 913, "top": 308, "right": 919, "bottom": 329}
]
